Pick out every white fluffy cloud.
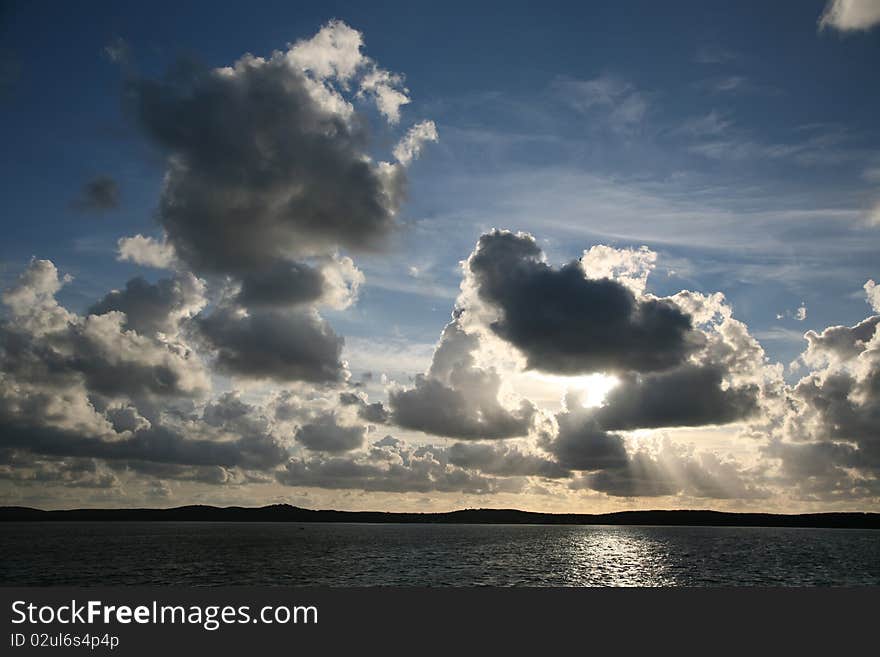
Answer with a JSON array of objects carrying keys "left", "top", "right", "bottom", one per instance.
[
  {"left": 117, "top": 234, "right": 177, "bottom": 269},
  {"left": 819, "top": 0, "right": 880, "bottom": 32},
  {"left": 393, "top": 120, "right": 439, "bottom": 165}
]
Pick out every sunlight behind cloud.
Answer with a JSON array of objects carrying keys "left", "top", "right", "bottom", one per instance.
[{"left": 526, "top": 372, "right": 621, "bottom": 409}]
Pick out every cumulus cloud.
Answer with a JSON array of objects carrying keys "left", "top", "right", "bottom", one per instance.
[
  {"left": 0, "top": 260, "right": 299, "bottom": 477},
  {"left": 768, "top": 279, "right": 880, "bottom": 498},
  {"left": 277, "top": 436, "right": 504, "bottom": 494},
  {"left": 123, "top": 20, "right": 432, "bottom": 276},
  {"left": 389, "top": 317, "right": 536, "bottom": 439},
  {"left": 594, "top": 364, "right": 760, "bottom": 431},
  {"left": 800, "top": 315, "right": 879, "bottom": 368},
  {"left": 819, "top": 0, "right": 880, "bottom": 32},
  {"left": 234, "top": 261, "right": 325, "bottom": 308},
  {"left": 1, "top": 260, "right": 209, "bottom": 404},
  {"left": 447, "top": 441, "right": 569, "bottom": 479},
  {"left": 462, "top": 230, "right": 701, "bottom": 374},
  {"left": 0, "top": 452, "right": 121, "bottom": 490},
  {"left": 295, "top": 412, "right": 366, "bottom": 453},
  {"left": 339, "top": 391, "right": 389, "bottom": 424},
  {"left": 196, "top": 304, "right": 346, "bottom": 384},
  {"left": 107, "top": 22, "right": 435, "bottom": 389},
  {"left": 580, "top": 244, "right": 656, "bottom": 295},
  {"left": 865, "top": 279, "right": 880, "bottom": 313},
  {"left": 89, "top": 273, "right": 206, "bottom": 336},
  {"left": 546, "top": 403, "right": 629, "bottom": 472},
  {"left": 117, "top": 235, "right": 177, "bottom": 269},
  {"left": 73, "top": 176, "right": 120, "bottom": 212}
]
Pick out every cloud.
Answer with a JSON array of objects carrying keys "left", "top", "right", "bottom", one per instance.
[
  {"left": 123, "top": 20, "right": 432, "bottom": 277},
  {"left": 594, "top": 364, "right": 760, "bottom": 431},
  {"left": 235, "top": 255, "right": 364, "bottom": 310},
  {"left": 553, "top": 74, "right": 648, "bottom": 130},
  {"left": 676, "top": 110, "right": 732, "bottom": 137},
  {"left": 339, "top": 392, "right": 390, "bottom": 424},
  {"left": 819, "top": 0, "right": 880, "bottom": 32},
  {"left": 103, "top": 37, "right": 130, "bottom": 64},
  {"left": 711, "top": 75, "right": 749, "bottom": 94},
  {"left": 580, "top": 244, "right": 657, "bottom": 295},
  {"left": 0, "top": 452, "right": 121, "bottom": 490},
  {"left": 295, "top": 412, "right": 366, "bottom": 453},
  {"left": 117, "top": 235, "right": 177, "bottom": 269},
  {"left": 546, "top": 404, "right": 629, "bottom": 472},
  {"left": 0, "top": 421, "right": 287, "bottom": 473},
  {"left": 769, "top": 282, "right": 880, "bottom": 498},
  {"left": 1, "top": 260, "right": 209, "bottom": 405},
  {"left": 393, "top": 120, "right": 439, "bottom": 165},
  {"left": 575, "top": 440, "right": 766, "bottom": 499},
  {"left": 277, "top": 437, "right": 502, "bottom": 494},
  {"left": 109, "top": 22, "right": 434, "bottom": 389},
  {"left": 196, "top": 304, "right": 346, "bottom": 384},
  {"left": 865, "top": 279, "right": 880, "bottom": 312},
  {"left": 389, "top": 317, "right": 536, "bottom": 439},
  {"left": 89, "top": 273, "right": 206, "bottom": 336},
  {"left": 694, "top": 45, "right": 740, "bottom": 65},
  {"left": 462, "top": 230, "right": 701, "bottom": 374},
  {"left": 234, "top": 261, "right": 326, "bottom": 308},
  {"left": 447, "top": 441, "right": 569, "bottom": 478},
  {"left": 73, "top": 176, "right": 120, "bottom": 212}
]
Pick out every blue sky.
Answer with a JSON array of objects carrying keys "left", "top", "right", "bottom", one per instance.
[
  {"left": 3, "top": 0, "right": 879, "bottom": 367},
  {"left": 1, "top": 1, "right": 879, "bottom": 511}
]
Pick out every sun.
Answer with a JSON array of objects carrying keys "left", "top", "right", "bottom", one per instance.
[{"left": 522, "top": 372, "right": 620, "bottom": 409}]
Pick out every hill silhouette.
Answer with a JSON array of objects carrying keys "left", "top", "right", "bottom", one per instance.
[{"left": 1, "top": 505, "right": 878, "bottom": 529}]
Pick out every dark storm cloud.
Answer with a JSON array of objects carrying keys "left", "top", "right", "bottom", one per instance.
[
  {"left": 295, "top": 412, "right": 366, "bottom": 453},
  {"left": 125, "top": 49, "right": 405, "bottom": 275},
  {"left": 73, "top": 176, "right": 120, "bottom": 212},
  {"left": 388, "top": 319, "right": 536, "bottom": 439},
  {"left": 196, "top": 305, "right": 345, "bottom": 383},
  {"left": 88, "top": 273, "right": 205, "bottom": 335},
  {"left": 235, "top": 261, "right": 325, "bottom": 308},
  {"left": 466, "top": 230, "right": 701, "bottom": 374},
  {"left": 447, "top": 442, "right": 570, "bottom": 478},
  {"left": 595, "top": 364, "right": 760, "bottom": 430}
]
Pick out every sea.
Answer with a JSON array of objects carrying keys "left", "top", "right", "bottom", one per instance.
[{"left": 1, "top": 522, "right": 878, "bottom": 586}]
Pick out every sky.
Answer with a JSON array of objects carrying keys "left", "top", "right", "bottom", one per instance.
[{"left": 1, "top": 0, "right": 880, "bottom": 512}]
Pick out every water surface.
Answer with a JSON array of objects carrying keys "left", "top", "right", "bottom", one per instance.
[{"left": 1, "top": 522, "right": 878, "bottom": 586}]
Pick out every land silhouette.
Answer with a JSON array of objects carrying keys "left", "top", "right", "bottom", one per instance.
[{"left": 1, "top": 505, "right": 878, "bottom": 529}]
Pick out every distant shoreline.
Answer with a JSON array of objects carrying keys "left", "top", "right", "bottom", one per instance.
[{"left": 1, "top": 505, "right": 879, "bottom": 529}]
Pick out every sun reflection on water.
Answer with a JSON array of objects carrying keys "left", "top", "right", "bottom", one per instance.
[{"left": 560, "top": 527, "right": 678, "bottom": 586}]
